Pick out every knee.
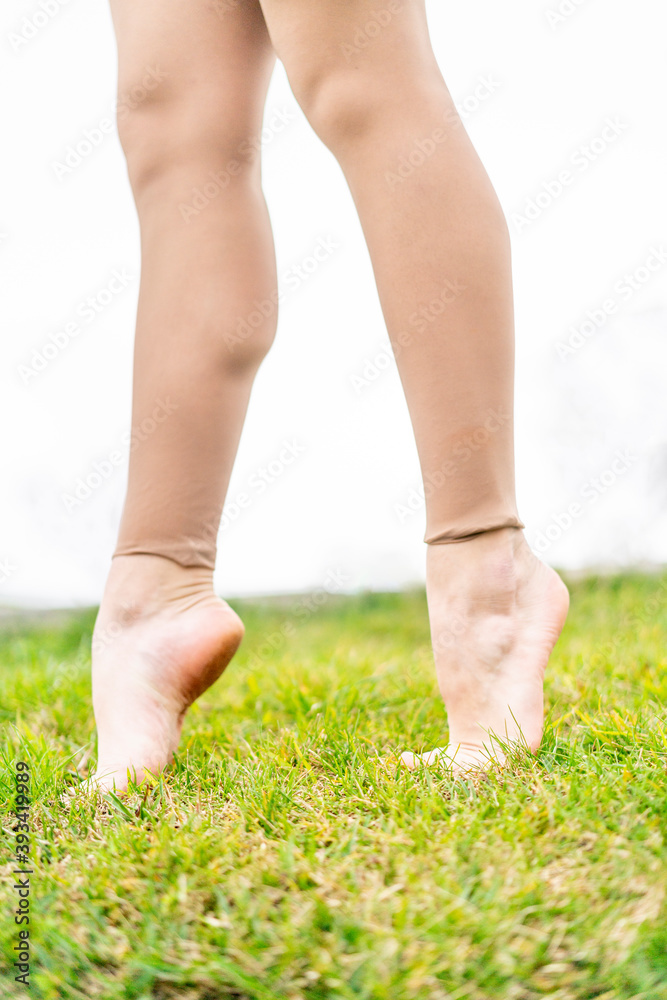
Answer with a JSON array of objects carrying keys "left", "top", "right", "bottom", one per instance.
[
  {"left": 287, "top": 63, "right": 393, "bottom": 153},
  {"left": 283, "top": 44, "right": 445, "bottom": 155},
  {"left": 116, "top": 79, "right": 259, "bottom": 197}
]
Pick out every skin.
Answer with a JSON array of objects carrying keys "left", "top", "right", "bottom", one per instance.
[{"left": 89, "top": 0, "right": 569, "bottom": 793}]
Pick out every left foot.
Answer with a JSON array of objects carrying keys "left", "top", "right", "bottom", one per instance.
[{"left": 400, "top": 527, "right": 569, "bottom": 774}]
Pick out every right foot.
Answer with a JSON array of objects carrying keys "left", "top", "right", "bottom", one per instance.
[
  {"left": 88, "top": 554, "right": 244, "bottom": 793},
  {"left": 400, "top": 528, "right": 570, "bottom": 774}
]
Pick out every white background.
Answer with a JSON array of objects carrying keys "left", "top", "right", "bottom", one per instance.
[{"left": 1, "top": 0, "right": 665, "bottom": 609}]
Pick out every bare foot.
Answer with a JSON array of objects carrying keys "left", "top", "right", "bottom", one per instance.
[
  {"left": 87, "top": 554, "right": 244, "bottom": 793},
  {"left": 400, "top": 528, "right": 569, "bottom": 774}
]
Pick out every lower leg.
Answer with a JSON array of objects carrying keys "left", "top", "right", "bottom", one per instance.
[
  {"left": 257, "top": 0, "right": 569, "bottom": 768},
  {"left": 91, "top": 0, "right": 276, "bottom": 791}
]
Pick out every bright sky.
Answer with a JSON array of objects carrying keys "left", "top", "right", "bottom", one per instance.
[{"left": 1, "top": 0, "right": 665, "bottom": 608}]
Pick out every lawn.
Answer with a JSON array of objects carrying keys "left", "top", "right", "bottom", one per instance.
[{"left": 1, "top": 572, "right": 666, "bottom": 999}]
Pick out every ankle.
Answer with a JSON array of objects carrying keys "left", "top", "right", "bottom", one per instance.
[
  {"left": 427, "top": 526, "right": 527, "bottom": 573},
  {"left": 100, "top": 553, "right": 216, "bottom": 621},
  {"left": 426, "top": 528, "right": 530, "bottom": 612}
]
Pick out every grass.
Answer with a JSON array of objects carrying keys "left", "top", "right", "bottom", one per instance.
[{"left": 1, "top": 572, "right": 666, "bottom": 999}]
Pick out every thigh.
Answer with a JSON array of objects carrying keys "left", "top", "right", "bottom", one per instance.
[
  {"left": 254, "top": 0, "right": 438, "bottom": 95},
  {"left": 109, "top": 0, "right": 276, "bottom": 159}
]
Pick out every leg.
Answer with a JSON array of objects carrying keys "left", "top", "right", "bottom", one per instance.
[
  {"left": 91, "top": 0, "right": 277, "bottom": 791},
  {"left": 256, "top": 0, "right": 569, "bottom": 769}
]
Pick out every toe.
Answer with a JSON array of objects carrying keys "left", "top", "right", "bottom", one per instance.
[
  {"left": 398, "top": 751, "right": 420, "bottom": 770},
  {"left": 398, "top": 749, "right": 452, "bottom": 770}
]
